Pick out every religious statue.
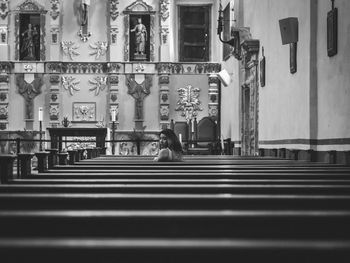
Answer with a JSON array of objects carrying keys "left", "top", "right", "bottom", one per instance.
[
  {"left": 126, "top": 74, "right": 152, "bottom": 121},
  {"left": 21, "top": 23, "right": 38, "bottom": 60},
  {"left": 80, "top": 0, "right": 90, "bottom": 26},
  {"left": 130, "top": 18, "right": 147, "bottom": 56}
]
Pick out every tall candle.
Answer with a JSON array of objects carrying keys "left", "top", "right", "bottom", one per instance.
[
  {"left": 38, "top": 107, "right": 43, "bottom": 121},
  {"left": 191, "top": 120, "right": 194, "bottom": 132},
  {"left": 179, "top": 133, "right": 182, "bottom": 144},
  {"left": 221, "top": 136, "right": 224, "bottom": 152},
  {"left": 111, "top": 110, "right": 116, "bottom": 122}
]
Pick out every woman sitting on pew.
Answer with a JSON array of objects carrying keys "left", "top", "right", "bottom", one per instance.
[{"left": 154, "top": 129, "right": 183, "bottom": 162}]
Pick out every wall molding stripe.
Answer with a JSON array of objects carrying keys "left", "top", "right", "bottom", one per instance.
[{"left": 258, "top": 138, "right": 350, "bottom": 145}]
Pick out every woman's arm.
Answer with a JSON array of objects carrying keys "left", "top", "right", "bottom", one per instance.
[{"left": 155, "top": 148, "right": 170, "bottom": 162}]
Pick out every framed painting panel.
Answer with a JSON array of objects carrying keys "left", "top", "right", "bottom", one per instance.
[{"left": 72, "top": 102, "right": 96, "bottom": 122}]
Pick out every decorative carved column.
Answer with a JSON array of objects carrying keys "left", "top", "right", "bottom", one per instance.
[
  {"left": 208, "top": 74, "right": 219, "bottom": 119},
  {"left": 108, "top": 0, "right": 120, "bottom": 61},
  {"left": 159, "top": 75, "right": 170, "bottom": 130},
  {"left": 109, "top": 75, "right": 119, "bottom": 127},
  {"left": 0, "top": 0, "right": 9, "bottom": 61},
  {"left": 0, "top": 62, "right": 11, "bottom": 130},
  {"left": 50, "top": 0, "right": 60, "bottom": 60},
  {"left": 16, "top": 73, "right": 44, "bottom": 130},
  {"left": 159, "top": 0, "right": 170, "bottom": 61},
  {"left": 126, "top": 74, "right": 152, "bottom": 130},
  {"left": 49, "top": 75, "right": 60, "bottom": 127},
  {"left": 240, "top": 39, "right": 260, "bottom": 156}
]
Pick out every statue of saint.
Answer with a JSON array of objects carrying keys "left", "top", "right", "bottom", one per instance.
[
  {"left": 81, "top": 0, "right": 90, "bottom": 26},
  {"left": 21, "top": 23, "right": 38, "bottom": 60},
  {"left": 130, "top": 18, "right": 147, "bottom": 55}
]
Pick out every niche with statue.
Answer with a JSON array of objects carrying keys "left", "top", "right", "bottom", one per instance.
[
  {"left": 129, "top": 14, "right": 150, "bottom": 61},
  {"left": 123, "top": 0, "right": 156, "bottom": 62},
  {"left": 14, "top": 0, "right": 47, "bottom": 61}
]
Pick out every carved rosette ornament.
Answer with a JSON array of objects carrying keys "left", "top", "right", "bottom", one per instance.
[{"left": 61, "top": 76, "right": 80, "bottom": 95}]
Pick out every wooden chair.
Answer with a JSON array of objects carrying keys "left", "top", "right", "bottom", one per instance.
[{"left": 187, "top": 117, "right": 219, "bottom": 155}]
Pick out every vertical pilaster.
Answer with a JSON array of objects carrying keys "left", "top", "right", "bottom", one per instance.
[
  {"left": 0, "top": 64, "right": 10, "bottom": 130},
  {"left": 49, "top": 75, "right": 60, "bottom": 127},
  {"left": 109, "top": 75, "right": 119, "bottom": 127},
  {"left": 49, "top": 0, "right": 61, "bottom": 61},
  {"left": 159, "top": 0, "right": 171, "bottom": 61},
  {"left": 159, "top": 74, "right": 170, "bottom": 130},
  {"left": 108, "top": 0, "right": 120, "bottom": 61},
  {"left": 208, "top": 74, "right": 219, "bottom": 118},
  {"left": 0, "top": 0, "right": 9, "bottom": 61}
]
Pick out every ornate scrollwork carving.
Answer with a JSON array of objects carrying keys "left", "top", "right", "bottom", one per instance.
[
  {"left": 89, "top": 76, "right": 108, "bottom": 96},
  {"left": 49, "top": 104, "right": 59, "bottom": 120},
  {"left": 110, "top": 0, "right": 119, "bottom": 21},
  {"left": 61, "top": 76, "right": 80, "bottom": 95},
  {"left": 160, "top": 26, "right": 169, "bottom": 44},
  {"left": 89, "top": 41, "right": 108, "bottom": 60},
  {"left": 50, "top": 0, "right": 60, "bottom": 20},
  {"left": 159, "top": 0, "right": 169, "bottom": 21},
  {"left": 15, "top": 0, "right": 45, "bottom": 12},
  {"left": 61, "top": 41, "right": 80, "bottom": 60},
  {"left": 0, "top": 0, "right": 9, "bottom": 19},
  {"left": 77, "top": 28, "right": 91, "bottom": 42},
  {"left": 175, "top": 84, "right": 203, "bottom": 121},
  {"left": 0, "top": 105, "right": 8, "bottom": 120}
]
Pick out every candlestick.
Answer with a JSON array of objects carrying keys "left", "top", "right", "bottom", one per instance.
[
  {"left": 221, "top": 136, "right": 224, "bottom": 154},
  {"left": 111, "top": 110, "right": 116, "bottom": 122},
  {"left": 38, "top": 107, "right": 43, "bottom": 121}
]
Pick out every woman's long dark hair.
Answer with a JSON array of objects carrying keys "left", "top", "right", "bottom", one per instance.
[{"left": 159, "top": 129, "right": 183, "bottom": 153}]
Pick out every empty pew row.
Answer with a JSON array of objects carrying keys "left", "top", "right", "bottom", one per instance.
[
  {"left": 2, "top": 183, "right": 350, "bottom": 194},
  {"left": 1, "top": 154, "right": 350, "bottom": 262},
  {"left": 1, "top": 238, "right": 349, "bottom": 262},
  {"left": 0, "top": 193, "right": 349, "bottom": 210},
  {"left": 0, "top": 210, "right": 350, "bottom": 239}
]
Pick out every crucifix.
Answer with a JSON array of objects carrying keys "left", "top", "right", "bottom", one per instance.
[
  {"left": 16, "top": 74, "right": 43, "bottom": 129},
  {"left": 126, "top": 74, "right": 152, "bottom": 129}
]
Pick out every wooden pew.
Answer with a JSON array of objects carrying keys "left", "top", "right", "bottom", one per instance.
[{"left": 1, "top": 154, "right": 350, "bottom": 262}]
